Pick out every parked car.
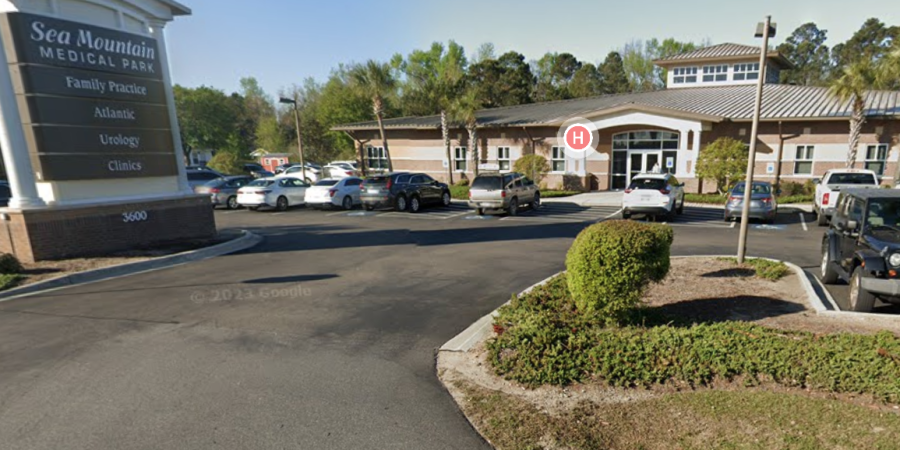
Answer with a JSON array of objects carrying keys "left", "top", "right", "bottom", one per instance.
[
  {"left": 250, "top": 170, "right": 274, "bottom": 178},
  {"left": 236, "top": 177, "right": 310, "bottom": 211},
  {"left": 820, "top": 189, "right": 900, "bottom": 312},
  {"left": 276, "top": 164, "right": 321, "bottom": 183},
  {"left": 621, "top": 173, "right": 685, "bottom": 220},
  {"left": 186, "top": 165, "right": 214, "bottom": 172},
  {"left": 814, "top": 169, "right": 879, "bottom": 226},
  {"left": 468, "top": 172, "right": 540, "bottom": 216},
  {"left": 306, "top": 177, "right": 363, "bottom": 210},
  {"left": 360, "top": 172, "right": 451, "bottom": 212},
  {"left": 243, "top": 163, "right": 264, "bottom": 174},
  {"left": 0, "top": 181, "right": 10, "bottom": 207},
  {"left": 324, "top": 162, "right": 358, "bottom": 179},
  {"left": 194, "top": 175, "right": 254, "bottom": 210},
  {"left": 274, "top": 163, "right": 298, "bottom": 174},
  {"left": 723, "top": 181, "right": 778, "bottom": 223},
  {"left": 186, "top": 170, "right": 224, "bottom": 189}
]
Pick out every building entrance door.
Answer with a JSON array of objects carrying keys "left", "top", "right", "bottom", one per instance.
[{"left": 626, "top": 151, "right": 662, "bottom": 185}]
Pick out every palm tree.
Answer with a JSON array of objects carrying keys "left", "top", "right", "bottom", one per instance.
[
  {"left": 828, "top": 61, "right": 877, "bottom": 168},
  {"left": 877, "top": 43, "right": 900, "bottom": 90},
  {"left": 450, "top": 90, "right": 482, "bottom": 177},
  {"left": 350, "top": 60, "right": 397, "bottom": 172}
]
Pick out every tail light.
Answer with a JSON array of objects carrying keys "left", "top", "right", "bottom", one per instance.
[
  {"left": 210, "top": 188, "right": 221, "bottom": 193},
  {"left": 761, "top": 197, "right": 773, "bottom": 205},
  {"left": 624, "top": 189, "right": 632, "bottom": 194},
  {"left": 659, "top": 189, "right": 670, "bottom": 195},
  {"left": 823, "top": 193, "right": 830, "bottom": 205},
  {"left": 729, "top": 196, "right": 739, "bottom": 203},
  {"left": 329, "top": 189, "right": 337, "bottom": 197},
  {"left": 468, "top": 190, "right": 472, "bottom": 199},
  {"left": 360, "top": 181, "right": 365, "bottom": 191},
  {"left": 259, "top": 190, "right": 272, "bottom": 194},
  {"left": 386, "top": 178, "right": 393, "bottom": 190},
  {"left": 345, "top": 171, "right": 353, "bottom": 176},
  {"left": 500, "top": 190, "right": 507, "bottom": 198}
]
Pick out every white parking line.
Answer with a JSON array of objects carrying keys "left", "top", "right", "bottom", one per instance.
[
  {"left": 731, "top": 221, "right": 736, "bottom": 228},
  {"left": 444, "top": 210, "right": 475, "bottom": 219},
  {"left": 799, "top": 212, "right": 808, "bottom": 231}
]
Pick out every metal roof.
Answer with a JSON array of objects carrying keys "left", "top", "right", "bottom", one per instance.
[
  {"left": 653, "top": 43, "right": 793, "bottom": 68},
  {"left": 333, "top": 84, "right": 900, "bottom": 131}
]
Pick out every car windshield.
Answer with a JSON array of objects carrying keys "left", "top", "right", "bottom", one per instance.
[
  {"left": 732, "top": 183, "right": 771, "bottom": 195},
  {"left": 628, "top": 178, "right": 666, "bottom": 190},
  {"left": 315, "top": 180, "right": 339, "bottom": 187},
  {"left": 866, "top": 199, "right": 900, "bottom": 229},
  {"left": 247, "top": 179, "right": 274, "bottom": 187},
  {"left": 366, "top": 176, "right": 389, "bottom": 184},
  {"left": 828, "top": 173, "right": 876, "bottom": 185},
  {"left": 471, "top": 177, "right": 502, "bottom": 190}
]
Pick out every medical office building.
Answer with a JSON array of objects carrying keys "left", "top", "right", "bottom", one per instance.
[{"left": 335, "top": 43, "right": 900, "bottom": 192}]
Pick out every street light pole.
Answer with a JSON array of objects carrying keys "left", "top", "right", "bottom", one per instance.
[
  {"left": 280, "top": 97, "right": 306, "bottom": 182},
  {"left": 737, "top": 16, "right": 775, "bottom": 264}
]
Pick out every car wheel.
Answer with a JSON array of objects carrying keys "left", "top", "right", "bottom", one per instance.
[
  {"left": 441, "top": 191, "right": 451, "bottom": 207},
  {"left": 276, "top": 196, "right": 289, "bottom": 212},
  {"left": 532, "top": 192, "right": 541, "bottom": 210},
  {"left": 507, "top": 198, "right": 518, "bottom": 216},
  {"left": 409, "top": 196, "right": 421, "bottom": 213},
  {"left": 820, "top": 245, "right": 839, "bottom": 284},
  {"left": 364, "top": 204, "right": 375, "bottom": 211},
  {"left": 342, "top": 196, "right": 353, "bottom": 210},
  {"left": 622, "top": 211, "right": 631, "bottom": 220},
  {"left": 395, "top": 195, "right": 407, "bottom": 212},
  {"left": 849, "top": 266, "right": 876, "bottom": 312},
  {"left": 249, "top": 206, "right": 259, "bottom": 211},
  {"left": 723, "top": 212, "right": 730, "bottom": 222},
  {"left": 226, "top": 196, "right": 238, "bottom": 210},
  {"left": 475, "top": 208, "right": 484, "bottom": 216},
  {"left": 676, "top": 197, "right": 684, "bottom": 215},
  {"left": 816, "top": 211, "right": 828, "bottom": 227}
]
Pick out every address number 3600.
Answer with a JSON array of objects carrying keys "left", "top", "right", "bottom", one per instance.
[{"left": 122, "top": 211, "right": 149, "bottom": 223}]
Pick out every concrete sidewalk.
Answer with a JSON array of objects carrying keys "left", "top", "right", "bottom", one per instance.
[{"left": 543, "top": 191, "right": 623, "bottom": 207}]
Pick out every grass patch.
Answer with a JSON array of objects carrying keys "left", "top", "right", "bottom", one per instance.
[
  {"left": 487, "top": 273, "right": 900, "bottom": 402},
  {"left": 450, "top": 185, "right": 469, "bottom": 200},
  {"left": 542, "top": 190, "right": 581, "bottom": 198},
  {"left": 458, "top": 380, "right": 900, "bottom": 450},
  {"left": 450, "top": 186, "right": 581, "bottom": 201},
  {"left": 685, "top": 193, "right": 813, "bottom": 205},
  {"left": 0, "top": 273, "right": 23, "bottom": 291},
  {"left": 719, "top": 257, "right": 790, "bottom": 281},
  {"left": 779, "top": 194, "right": 814, "bottom": 204}
]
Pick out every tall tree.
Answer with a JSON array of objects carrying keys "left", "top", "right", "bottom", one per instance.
[
  {"left": 173, "top": 85, "right": 239, "bottom": 162},
  {"left": 569, "top": 63, "right": 603, "bottom": 98},
  {"left": 828, "top": 61, "right": 878, "bottom": 168},
  {"left": 778, "top": 23, "right": 831, "bottom": 86},
  {"left": 466, "top": 51, "right": 534, "bottom": 108},
  {"left": 831, "top": 18, "right": 900, "bottom": 76},
  {"left": 597, "top": 51, "right": 631, "bottom": 94},
  {"left": 621, "top": 38, "right": 701, "bottom": 91},
  {"left": 450, "top": 90, "right": 482, "bottom": 177},
  {"left": 532, "top": 52, "right": 582, "bottom": 101},
  {"left": 254, "top": 116, "right": 289, "bottom": 157},
  {"left": 876, "top": 40, "right": 900, "bottom": 90},
  {"left": 349, "top": 60, "right": 397, "bottom": 171}
]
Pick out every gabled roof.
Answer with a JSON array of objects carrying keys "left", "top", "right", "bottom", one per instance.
[
  {"left": 654, "top": 43, "right": 793, "bottom": 68},
  {"left": 333, "top": 84, "right": 900, "bottom": 131}
]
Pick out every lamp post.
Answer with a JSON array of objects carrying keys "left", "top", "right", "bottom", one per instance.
[
  {"left": 279, "top": 97, "right": 306, "bottom": 182},
  {"left": 737, "top": 16, "right": 776, "bottom": 264}
]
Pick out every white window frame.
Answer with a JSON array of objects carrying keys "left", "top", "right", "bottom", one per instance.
[
  {"left": 733, "top": 63, "right": 760, "bottom": 81},
  {"left": 551, "top": 147, "right": 566, "bottom": 173},
  {"left": 454, "top": 146, "right": 467, "bottom": 172},
  {"left": 794, "top": 145, "right": 815, "bottom": 175},
  {"left": 865, "top": 144, "right": 889, "bottom": 176},
  {"left": 366, "top": 146, "right": 388, "bottom": 171},
  {"left": 497, "top": 147, "right": 511, "bottom": 171},
  {"left": 672, "top": 67, "right": 698, "bottom": 84},
  {"left": 702, "top": 65, "right": 728, "bottom": 82}
]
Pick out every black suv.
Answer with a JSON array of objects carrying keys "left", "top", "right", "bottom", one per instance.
[
  {"left": 821, "top": 189, "right": 900, "bottom": 312},
  {"left": 360, "top": 172, "right": 452, "bottom": 212}
]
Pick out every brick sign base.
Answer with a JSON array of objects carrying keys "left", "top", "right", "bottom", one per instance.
[{"left": 0, "top": 195, "right": 216, "bottom": 263}]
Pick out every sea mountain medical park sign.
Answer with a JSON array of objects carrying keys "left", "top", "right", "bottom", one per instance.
[{"left": 0, "top": 11, "right": 176, "bottom": 181}]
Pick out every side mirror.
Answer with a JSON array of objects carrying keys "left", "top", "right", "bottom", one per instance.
[{"left": 813, "top": 179, "right": 821, "bottom": 185}]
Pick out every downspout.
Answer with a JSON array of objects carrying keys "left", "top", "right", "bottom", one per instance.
[{"left": 774, "top": 120, "right": 784, "bottom": 192}]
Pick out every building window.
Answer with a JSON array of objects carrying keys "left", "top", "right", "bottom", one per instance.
[
  {"left": 702, "top": 65, "right": 728, "bottom": 82},
  {"left": 366, "top": 146, "right": 388, "bottom": 170},
  {"left": 551, "top": 147, "right": 566, "bottom": 172},
  {"left": 794, "top": 145, "right": 815, "bottom": 175},
  {"left": 865, "top": 144, "right": 888, "bottom": 175},
  {"left": 672, "top": 67, "right": 698, "bottom": 84},
  {"left": 454, "top": 147, "right": 467, "bottom": 171},
  {"left": 612, "top": 131, "right": 680, "bottom": 150},
  {"left": 497, "top": 147, "right": 511, "bottom": 171},
  {"left": 733, "top": 63, "right": 760, "bottom": 81}
]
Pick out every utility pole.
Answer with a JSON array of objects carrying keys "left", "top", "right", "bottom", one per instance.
[
  {"left": 737, "top": 16, "right": 776, "bottom": 263},
  {"left": 279, "top": 97, "right": 306, "bottom": 182}
]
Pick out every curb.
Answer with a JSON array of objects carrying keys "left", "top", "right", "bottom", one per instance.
[{"left": 0, "top": 230, "right": 263, "bottom": 302}]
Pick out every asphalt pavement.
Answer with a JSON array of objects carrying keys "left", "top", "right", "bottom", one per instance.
[{"left": 0, "top": 202, "right": 836, "bottom": 449}]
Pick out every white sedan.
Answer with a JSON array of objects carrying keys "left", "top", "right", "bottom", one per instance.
[
  {"left": 324, "top": 163, "right": 358, "bottom": 179},
  {"left": 237, "top": 177, "right": 310, "bottom": 211},
  {"left": 275, "top": 165, "right": 320, "bottom": 183},
  {"left": 306, "top": 178, "right": 363, "bottom": 210}
]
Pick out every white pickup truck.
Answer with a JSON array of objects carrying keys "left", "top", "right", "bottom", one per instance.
[{"left": 814, "top": 169, "right": 880, "bottom": 226}]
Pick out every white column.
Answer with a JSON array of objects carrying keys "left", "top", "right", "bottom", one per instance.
[
  {"left": 0, "top": 34, "right": 45, "bottom": 209},
  {"left": 676, "top": 129, "right": 690, "bottom": 176},
  {"left": 150, "top": 20, "right": 192, "bottom": 195},
  {"left": 690, "top": 128, "right": 702, "bottom": 176}
]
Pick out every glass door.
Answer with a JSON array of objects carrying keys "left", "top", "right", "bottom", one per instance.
[{"left": 625, "top": 151, "right": 663, "bottom": 185}]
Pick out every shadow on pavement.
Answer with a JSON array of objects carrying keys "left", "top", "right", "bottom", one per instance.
[
  {"left": 650, "top": 295, "right": 806, "bottom": 324},
  {"left": 243, "top": 274, "right": 338, "bottom": 284}
]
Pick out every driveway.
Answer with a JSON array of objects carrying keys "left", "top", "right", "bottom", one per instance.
[{"left": 0, "top": 204, "right": 827, "bottom": 449}]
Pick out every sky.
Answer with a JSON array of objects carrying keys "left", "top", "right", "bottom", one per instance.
[{"left": 166, "top": 0, "right": 900, "bottom": 97}]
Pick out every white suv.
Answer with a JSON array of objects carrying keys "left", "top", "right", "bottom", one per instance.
[{"left": 622, "top": 173, "right": 685, "bottom": 220}]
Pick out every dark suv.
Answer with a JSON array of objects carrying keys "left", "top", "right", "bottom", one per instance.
[
  {"left": 360, "top": 172, "right": 452, "bottom": 212},
  {"left": 821, "top": 189, "right": 900, "bottom": 312}
]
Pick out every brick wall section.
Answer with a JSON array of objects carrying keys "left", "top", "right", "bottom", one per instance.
[{"left": 0, "top": 195, "right": 216, "bottom": 262}]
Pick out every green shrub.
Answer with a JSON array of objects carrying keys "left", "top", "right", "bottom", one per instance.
[
  {"left": 206, "top": 151, "right": 244, "bottom": 175},
  {"left": 450, "top": 185, "right": 470, "bottom": 200},
  {"left": 454, "top": 178, "right": 470, "bottom": 187},
  {"left": 542, "top": 190, "right": 580, "bottom": 198},
  {"left": 777, "top": 194, "right": 813, "bottom": 204},
  {"left": 684, "top": 193, "right": 727, "bottom": 204},
  {"left": 565, "top": 220, "right": 673, "bottom": 320},
  {"left": 514, "top": 155, "right": 550, "bottom": 185},
  {"left": 719, "top": 257, "right": 790, "bottom": 281},
  {"left": 0, "top": 253, "right": 23, "bottom": 274},
  {"left": 695, "top": 137, "right": 748, "bottom": 194}
]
